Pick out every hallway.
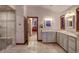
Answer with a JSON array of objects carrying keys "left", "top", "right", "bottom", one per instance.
[{"left": 0, "top": 33, "right": 65, "bottom": 53}]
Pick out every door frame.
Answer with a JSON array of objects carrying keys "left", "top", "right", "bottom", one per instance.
[
  {"left": 60, "top": 15, "right": 65, "bottom": 30},
  {"left": 27, "top": 16, "right": 39, "bottom": 41},
  {"left": 76, "top": 8, "right": 79, "bottom": 32}
]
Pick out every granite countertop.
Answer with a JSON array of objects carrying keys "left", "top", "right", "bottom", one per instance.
[{"left": 58, "top": 30, "right": 77, "bottom": 38}]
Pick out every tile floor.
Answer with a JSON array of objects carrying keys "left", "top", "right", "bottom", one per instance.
[{"left": 0, "top": 32, "right": 66, "bottom": 53}]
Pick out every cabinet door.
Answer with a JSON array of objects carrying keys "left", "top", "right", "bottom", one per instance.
[
  {"left": 46, "top": 32, "right": 52, "bottom": 42},
  {"left": 0, "top": 39, "right": 2, "bottom": 50},
  {"left": 59, "top": 33, "right": 62, "bottom": 46},
  {"left": 45, "top": 32, "right": 56, "bottom": 42},
  {"left": 42, "top": 32, "right": 47, "bottom": 42},
  {"left": 63, "top": 34, "right": 68, "bottom": 51},
  {"left": 68, "top": 36, "right": 76, "bottom": 53},
  {"left": 59, "top": 33, "right": 64, "bottom": 47},
  {"left": 50, "top": 32, "right": 56, "bottom": 42},
  {"left": 57, "top": 32, "right": 60, "bottom": 44},
  {"left": 77, "top": 37, "right": 79, "bottom": 52}
]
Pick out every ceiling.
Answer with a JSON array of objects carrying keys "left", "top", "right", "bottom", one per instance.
[
  {"left": 0, "top": 5, "right": 15, "bottom": 11},
  {"left": 28, "top": 5, "right": 73, "bottom": 14},
  {"left": 0, "top": 5, "right": 73, "bottom": 13},
  {"left": 39, "top": 5, "right": 73, "bottom": 13}
]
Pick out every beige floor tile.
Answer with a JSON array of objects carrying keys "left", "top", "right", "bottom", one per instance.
[{"left": 0, "top": 32, "right": 66, "bottom": 53}]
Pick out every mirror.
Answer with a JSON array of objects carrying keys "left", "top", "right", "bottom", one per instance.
[
  {"left": 66, "top": 15, "right": 75, "bottom": 29},
  {"left": 60, "top": 16, "right": 65, "bottom": 30},
  {"left": 69, "top": 21, "right": 72, "bottom": 27}
]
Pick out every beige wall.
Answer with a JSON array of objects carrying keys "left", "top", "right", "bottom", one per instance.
[
  {"left": 27, "top": 6, "right": 59, "bottom": 40},
  {"left": 58, "top": 6, "right": 79, "bottom": 33},
  {"left": 15, "top": 5, "right": 27, "bottom": 43},
  {"left": 15, "top": 5, "right": 79, "bottom": 42}
]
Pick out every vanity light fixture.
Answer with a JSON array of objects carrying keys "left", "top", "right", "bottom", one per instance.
[{"left": 65, "top": 12, "right": 75, "bottom": 18}]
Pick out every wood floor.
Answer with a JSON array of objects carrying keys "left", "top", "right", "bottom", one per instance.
[{"left": 0, "top": 32, "right": 66, "bottom": 53}]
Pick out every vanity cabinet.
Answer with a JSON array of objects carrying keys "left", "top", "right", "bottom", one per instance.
[
  {"left": 68, "top": 36, "right": 77, "bottom": 53},
  {"left": 42, "top": 31, "right": 78, "bottom": 52},
  {"left": 42, "top": 31, "right": 56, "bottom": 43},
  {"left": 57, "top": 32, "right": 77, "bottom": 52},
  {"left": 57, "top": 33, "right": 68, "bottom": 51}
]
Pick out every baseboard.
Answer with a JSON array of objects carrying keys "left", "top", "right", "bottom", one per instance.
[
  {"left": 56, "top": 43, "right": 68, "bottom": 53},
  {"left": 37, "top": 40, "right": 42, "bottom": 41},
  {"left": 43, "top": 42, "right": 57, "bottom": 44},
  {"left": 16, "top": 40, "right": 28, "bottom": 45}
]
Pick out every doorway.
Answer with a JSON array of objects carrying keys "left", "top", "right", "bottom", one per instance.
[
  {"left": 76, "top": 8, "right": 79, "bottom": 31},
  {"left": 27, "top": 17, "right": 38, "bottom": 42}
]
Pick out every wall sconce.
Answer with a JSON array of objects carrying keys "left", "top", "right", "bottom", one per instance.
[{"left": 40, "top": 24, "right": 43, "bottom": 28}]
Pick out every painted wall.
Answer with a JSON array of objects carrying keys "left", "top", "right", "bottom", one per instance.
[
  {"left": 15, "top": 5, "right": 27, "bottom": 43},
  {"left": 27, "top": 6, "right": 58, "bottom": 40},
  {"left": 14, "top": 5, "right": 78, "bottom": 42},
  {"left": 15, "top": 5, "right": 79, "bottom": 42},
  {"left": 58, "top": 6, "right": 79, "bottom": 33}
]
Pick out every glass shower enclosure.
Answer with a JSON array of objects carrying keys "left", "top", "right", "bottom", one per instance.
[{"left": 0, "top": 10, "right": 16, "bottom": 50}]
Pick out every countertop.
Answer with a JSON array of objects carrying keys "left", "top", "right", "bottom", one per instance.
[
  {"left": 58, "top": 30, "right": 77, "bottom": 38},
  {"left": 42, "top": 30, "right": 56, "bottom": 32},
  {"left": 41, "top": 30, "right": 78, "bottom": 38}
]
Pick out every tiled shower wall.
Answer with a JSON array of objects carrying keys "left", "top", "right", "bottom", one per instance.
[{"left": 0, "top": 11, "right": 16, "bottom": 50}]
